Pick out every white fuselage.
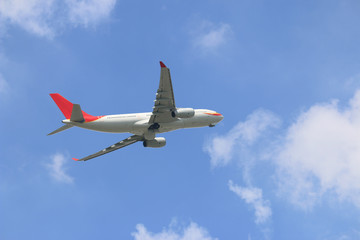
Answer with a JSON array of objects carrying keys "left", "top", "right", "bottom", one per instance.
[{"left": 64, "top": 109, "right": 223, "bottom": 136}]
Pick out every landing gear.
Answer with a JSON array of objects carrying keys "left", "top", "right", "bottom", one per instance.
[
  {"left": 149, "top": 123, "right": 160, "bottom": 130},
  {"left": 146, "top": 123, "right": 160, "bottom": 140}
]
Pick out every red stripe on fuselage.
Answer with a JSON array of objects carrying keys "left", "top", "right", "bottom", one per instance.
[
  {"left": 83, "top": 114, "right": 104, "bottom": 122},
  {"left": 204, "top": 112, "right": 222, "bottom": 116}
]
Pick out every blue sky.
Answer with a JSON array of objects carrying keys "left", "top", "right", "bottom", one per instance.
[{"left": 1, "top": 0, "right": 360, "bottom": 239}]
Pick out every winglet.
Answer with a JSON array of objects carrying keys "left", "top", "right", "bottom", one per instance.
[
  {"left": 160, "top": 61, "right": 167, "bottom": 68},
  {"left": 72, "top": 158, "right": 79, "bottom": 161}
]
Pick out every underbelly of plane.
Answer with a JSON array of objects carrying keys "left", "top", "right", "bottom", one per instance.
[
  {"left": 158, "top": 120, "right": 185, "bottom": 133},
  {"left": 79, "top": 120, "right": 134, "bottom": 133},
  {"left": 75, "top": 115, "right": 212, "bottom": 134}
]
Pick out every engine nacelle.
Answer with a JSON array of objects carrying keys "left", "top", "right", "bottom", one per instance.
[
  {"left": 171, "top": 108, "right": 195, "bottom": 118},
  {"left": 143, "top": 137, "right": 166, "bottom": 148}
]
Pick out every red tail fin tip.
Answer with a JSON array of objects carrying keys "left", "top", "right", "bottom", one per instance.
[{"left": 50, "top": 93, "right": 73, "bottom": 119}]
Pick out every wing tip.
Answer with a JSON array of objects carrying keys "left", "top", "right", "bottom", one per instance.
[
  {"left": 72, "top": 158, "right": 79, "bottom": 161},
  {"left": 160, "top": 61, "right": 167, "bottom": 68}
]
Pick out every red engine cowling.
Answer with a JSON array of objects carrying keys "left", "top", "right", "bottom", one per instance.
[{"left": 143, "top": 137, "right": 166, "bottom": 148}]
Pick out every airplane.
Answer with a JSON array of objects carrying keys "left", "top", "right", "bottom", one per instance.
[{"left": 48, "top": 61, "right": 224, "bottom": 161}]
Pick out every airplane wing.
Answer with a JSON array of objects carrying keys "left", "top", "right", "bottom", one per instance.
[
  {"left": 149, "top": 61, "right": 176, "bottom": 124},
  {"left": 73, "top": 135, "right": 143, "bottom": 161}
]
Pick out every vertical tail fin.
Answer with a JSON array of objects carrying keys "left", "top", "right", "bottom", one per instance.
[
  {"left": 49, "top": 93, "right": 102, "bottom": 122},
  {"left": 50, "top": 93, "right": 73, "bottom": 119}
]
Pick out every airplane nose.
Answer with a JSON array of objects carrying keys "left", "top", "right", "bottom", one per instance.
[
  {"left": 207, "top": 112, "right": 224, "bottom": 127},
  {"left": 217, "top": 113, "right": 224, "bottom": 122},
  {"left": 205, "top": 111, "right": 224, "bottom": 123}
]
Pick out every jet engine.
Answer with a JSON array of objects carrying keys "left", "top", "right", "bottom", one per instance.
[
  {"left": 171, "top": 108, "right": 195, "bottom": 118},
  {"left": 143, "top": 137, "right": 166, "bottom": 148}
]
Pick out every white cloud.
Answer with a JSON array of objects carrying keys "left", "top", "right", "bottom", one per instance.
[
  {"left": 46, "top": 153, "right": 74, "bottom": 184},
  {"left": 66, "top": 0, "right": 116, "bottom": 27},
  {"left": 191, "top": 21, "right": 233, "bottom": 53},
  {"left": 132, "top": 221, "right": 218, "bottom": 240},
  {"left": 205, "top": 90, "right": 360, "bottom": 210},
  {"left": 275, "top": 90, "right": 360, "bottom": 209},
  {"left": 0, "top": 0, "right": 117, "bottom": 38},
  {"left": 229, "top": 180, "right": 272, "bottom": 224},
  {"left": 0, "top": 0, "right": 56, "bottom": 37},
  {"left": 204, "top": 109, "right": 280, "bottom": 168}
]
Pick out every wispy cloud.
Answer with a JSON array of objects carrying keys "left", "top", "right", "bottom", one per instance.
[
  {"left": 190, "top": 20, "right": 233, "bottom": 54},
  {"left": 229, "top": 180, "right": 272, "bottom": 224},
  {"left": 46, "top": 153, "right": 74, "bottom": 184},
  {"left": 132, "top": 221, "right": 218, "bottom": 240},
  {"left": 275, "top": 90, "right": 360, "bottom": 209},
  {"left": 0, "top": 0, "right": 117, "bottom": 38},
  {"left": 66, "top": 0, "right": 116, "bottom": 27},
  {"left": 204, "top": 109, "right": 280, "bottom": 168},
  {"left": 204, "top": 110, "right": 275, "bottom": 238},
  {"left": 0, "top": 0, "right": 56, "bottom": 38},
  {"left": 205, "top": 89, "right": 360, "bottom": 210}
]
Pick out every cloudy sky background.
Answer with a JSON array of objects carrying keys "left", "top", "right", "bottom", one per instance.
[{"left": 1, "top": 0, "right": 360, "bottom": 239}]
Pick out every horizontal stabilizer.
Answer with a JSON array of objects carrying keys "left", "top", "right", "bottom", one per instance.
[
  {"left": 47, "top": 124, "right": 74, "bottom": 136},
  {"left": 70, "top": 104, "right": 85, "bottom": 122}
]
